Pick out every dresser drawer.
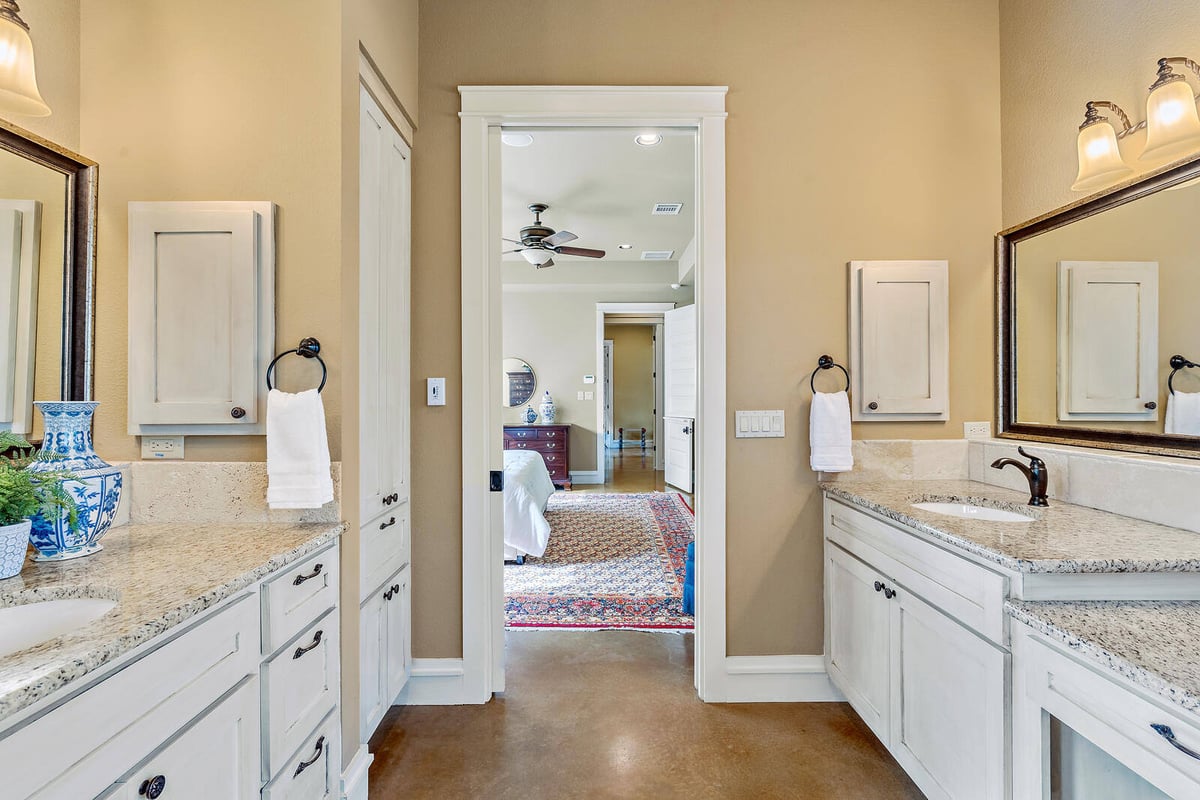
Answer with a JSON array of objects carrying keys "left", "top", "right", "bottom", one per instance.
[
  {"left": 261, "top": 610, "right": 339, "bottom": 780},
  {"left": 504, "top": 428, "right": 538, "bottom": 440},
  {"left": 261, "top": 545, "right": 339, "bottom": 655},
  {"left": 261, "top": 710, "right": 340, "bottom": 800},
  {"left": 537, "top": 427, "right": 566, "bottom": 441}
]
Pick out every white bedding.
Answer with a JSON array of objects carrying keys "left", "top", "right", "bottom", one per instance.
[{"left": 503, "top": 450, "right": 556, "bottom": 559}]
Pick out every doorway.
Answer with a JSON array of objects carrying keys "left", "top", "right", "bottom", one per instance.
[{"left": 458, "top": 86, "right": 728, "bottom": 702}]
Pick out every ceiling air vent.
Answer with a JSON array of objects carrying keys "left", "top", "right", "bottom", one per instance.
[
  {"left": 651, "top": 203, "right": 684, "bottom": 216},
  {"left": 641, "top": 250, "right": 675, "bottom": 260}
]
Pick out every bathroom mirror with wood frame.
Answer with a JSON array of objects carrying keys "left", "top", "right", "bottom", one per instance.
[{"left": 997, "top": 150, "right": 1200, "bottom": 458}]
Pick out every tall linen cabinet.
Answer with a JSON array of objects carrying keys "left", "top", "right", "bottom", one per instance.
[{"left": 357, "top": 84, "right": 413, "bottom": 743}]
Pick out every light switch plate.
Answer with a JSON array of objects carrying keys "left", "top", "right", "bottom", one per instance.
[
  {"left": 583, "top": 375, "right": 595, "bottom": 384},
  {"left": 427, "top": 377, "right": 446, "bottom": 406},
  {"left": 735, "top": 410, "right": 785, "bottom": 438},
  {"left": 142, "top": 435, "right": 184, "bottom": 459},
  {"left": 963, "top": 421, "right": 992, "bottom": 439}
]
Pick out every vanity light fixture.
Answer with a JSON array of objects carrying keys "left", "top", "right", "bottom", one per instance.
[
  {"left": 634, "top": 133, "right": 662, "bottom": 147},
  {"left": 0, "top": 0, "right": 49, "bottom": 117},
  {"left": 1071, "top": 101, "right": 1135, "bottom": 192}
]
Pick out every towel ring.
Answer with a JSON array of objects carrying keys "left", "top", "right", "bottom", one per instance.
[
  {"left": 1168, "top": 354, "right": 1198, "bottom": 395},
  {"left": 266, "top": 337, "right": 328, "bottom": 392},
  {"left": 809, "top": 354, "right": 850, "bottom": 393}
]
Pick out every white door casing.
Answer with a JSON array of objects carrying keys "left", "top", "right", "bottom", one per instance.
[
  {"left": 654, "top": 322, "right": 665, "bottom": 470},
  {"left": 460, "top": 86, "right": 728, "bottom": 703},
  {"left": 603, "top": 339, "right": 614, "bottom": 447}
]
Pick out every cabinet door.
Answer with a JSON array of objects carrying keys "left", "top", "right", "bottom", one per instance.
[
  {"left": 382, "top": 118, "right": 411, "bottom": 507},
  {"left": 890, "top": 588, "right": 1007, "bottom": 800},
  {"left": 825, "top": 543, "right": 891, "bottom": 744},
  {"left": 386, "top": 566, "right": 412, "bottom": 702},
  {"left": 359, "top": 585, "right": 388, "bottom": 742},
  {"left": 112, "top": 678, "right": 260, "bottom": 800}
]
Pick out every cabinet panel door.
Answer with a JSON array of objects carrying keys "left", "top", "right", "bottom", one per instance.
[
  {"left": 115, "top": 678, "right": 260, "bottom": 800},
  {"left": 825, "top": 543, "right": 891, "bottom": 744},
  {"left": 891, "top": 589, "right": 1007, "bottom": 800},
  {"left": 382, "top": 121, "right": 411, "bottom": 505},
  {"left": 386, "top": 566, "right": 412, "bottom": 702},
  {"left": 359, "top": 586, "right": 388, "bottom": 742}
]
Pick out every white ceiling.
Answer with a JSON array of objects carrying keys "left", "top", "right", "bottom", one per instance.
[{"left": 500, "top": 128, "right": 696, "bottom": 269}]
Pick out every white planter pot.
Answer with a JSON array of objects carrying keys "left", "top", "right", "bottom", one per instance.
[{"left": 0, "top": 519, "right": 31, "bottom": 580}]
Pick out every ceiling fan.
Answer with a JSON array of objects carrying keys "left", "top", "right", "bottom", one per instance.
[{"left": 503, "top": 203, "right": 606, "bottom": 269}]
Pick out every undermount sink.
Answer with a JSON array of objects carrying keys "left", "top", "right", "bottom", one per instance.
[
  {"left": 0, "top": 598, "right": 117, "bottom": 659},
  {"left": 911, "top": 502, "right": 1034, "bottom": 523}
]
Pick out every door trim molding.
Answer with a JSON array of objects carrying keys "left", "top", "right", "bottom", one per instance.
[{"left": 459, "top": 85, "right": 729, "bottom": 702}]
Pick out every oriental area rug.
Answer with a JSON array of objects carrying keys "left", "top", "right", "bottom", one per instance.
[{"left": 504, "top": 492, "right": 695, "bottom": 630}]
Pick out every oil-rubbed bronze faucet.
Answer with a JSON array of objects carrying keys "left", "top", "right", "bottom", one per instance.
[{"left": 990, "top": 446, "right": 1049, "bottom": 507}]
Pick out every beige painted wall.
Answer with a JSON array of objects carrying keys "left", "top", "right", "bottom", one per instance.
[
  {"left": 605, "top": 325, "right": 655, "bottom": 439},
  {"left": 414, "top": 0, "right": 1002, "bottom": 658},
  {"left": 1000, "top": 0, "right": 1200, "bottom": 226}
]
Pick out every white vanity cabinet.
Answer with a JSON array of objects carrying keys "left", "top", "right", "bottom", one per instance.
[
  {"left": 824, "top": 498, "right": 1010, "bottom": 800},
  {"left": 360, "top": 563, "right": 412, "bottom": 741}
]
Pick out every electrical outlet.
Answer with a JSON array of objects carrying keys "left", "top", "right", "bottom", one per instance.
[
  {"left": 963, "top": 421, "right": 992, "bottom": 439},
  {"left": 577, "top": 391, "right": 585, "bottom": 400},
  {"left": 141, "top": 435, "right": 184, "bottom": 460}
]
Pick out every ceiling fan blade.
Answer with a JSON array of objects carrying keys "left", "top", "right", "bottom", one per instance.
[
  {"left": 536, "top": 258, "right": 555, "bottom": 269},
  {"left": 502, "top": 249, "right": 525, "bottom": 254},
  {"left": 553, "top": 246, "right": 606, "bottom": 258},
  {"left": 503, "top": 237, "right": 523, "bottom": 244},
  {"left": 542, "top": 230, "right": 578, "bottom": 247}
]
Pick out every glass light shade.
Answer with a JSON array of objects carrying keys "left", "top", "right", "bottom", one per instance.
[
  {"left": 1141, "top": 78, "right": 1200, "bottom": 162},
  {"left": 1071, "top": 120, "right": 1133, "bottom": 192},
  {"left": 520, "top": 249, "right": 552, "bottom": 266},
  {"left": 0, "top": 17, "right": 48, "bottom": 117}
]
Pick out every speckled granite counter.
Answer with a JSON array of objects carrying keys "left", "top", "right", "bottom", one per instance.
[
  {"left": 822, "top": 480, "right": 1200, "bottom": 574},
  {"left": 1008, "top": 599, "right": 1200, "bottom": 716},
  {"left": 0, "top": 520, "right": 344, "bottom": 723}
]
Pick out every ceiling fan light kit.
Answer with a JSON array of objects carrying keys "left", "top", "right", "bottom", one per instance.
[{"left": 502, "top": 202, "right": 606, "bottom": 269}]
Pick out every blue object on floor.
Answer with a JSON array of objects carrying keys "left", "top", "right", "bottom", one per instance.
[{"left": 682, "top": 541, "right": 695, "bottom": 615}]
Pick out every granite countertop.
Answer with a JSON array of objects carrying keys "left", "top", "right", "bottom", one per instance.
[
  {"left": 0, "top": 520, "right": 344, "bottom": 723},
  {"left": 821, "top": 480, "right": 1200, "bottom": 574},
  {"left": 1008, "top": 599, "right": 1200, "bottom": 716}
]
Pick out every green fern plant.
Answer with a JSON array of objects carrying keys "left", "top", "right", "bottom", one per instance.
[{"left": 0, "top": 432, "right": 80, "bottom": 531}]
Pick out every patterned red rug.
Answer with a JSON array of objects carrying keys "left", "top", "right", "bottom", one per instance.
[{"left": 504, "top": 492, "right": 695, "bottom": 630}]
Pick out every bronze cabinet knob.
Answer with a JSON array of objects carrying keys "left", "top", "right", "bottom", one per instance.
[{"left": 231, "top": 406, "right": 246, "bottom": 419}]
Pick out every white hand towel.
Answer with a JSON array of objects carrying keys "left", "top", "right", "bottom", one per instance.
[
  {"left": 1166, "top": 391, "right": 1200, "bottom": 436},
  {"left": 267, "top": 388, "right": 334, "bottom": 509},
  {"left": 810, "top": 391, "right": 854, "bottom": 472}
]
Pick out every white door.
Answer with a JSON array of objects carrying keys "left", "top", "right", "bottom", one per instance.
[
  {"left": 891, "top": 587, "right": 1007, "bottom": 800},
  {"left": 1058, "top": 260, "right": 1158, "bottom": 420},
  {"left": 663, "top": 416, "right": 693, "bottom": 493},
  {"left": 663, "top": 305, "right": 697, "bottom": 419},
  {"left": 653, "top": 323, "right": 664, "bottom": 470},
  {"left": 825, "top": 543, "right": 891, "bottom": 745},
  {"left": 603, "top": 339, "right": 614, "bottom": 447}
]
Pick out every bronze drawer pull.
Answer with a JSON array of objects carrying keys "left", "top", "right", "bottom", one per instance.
[
  {"left": 293, "top": 629, "right": 324, "bottom": 659},
  {"left": 1152, "top": 724, "right": 1200, "bottom": 760},
  {"left": 292, "top": 563, "right": 324, "bottom": 586},
  {"left": 294, "top": 736, "right": 327, "bottom": 777},
  {"left": 380, "top": 516, "right": 396, "bottom": 530}
]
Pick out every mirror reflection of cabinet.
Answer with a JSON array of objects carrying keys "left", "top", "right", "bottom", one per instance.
[{"left": 502, "top": 357, "right": 536, "bottom": 407}]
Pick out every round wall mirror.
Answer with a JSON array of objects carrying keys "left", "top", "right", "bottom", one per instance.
[{"left": 502, "top": 357, "right": 536, "bottom": 407}]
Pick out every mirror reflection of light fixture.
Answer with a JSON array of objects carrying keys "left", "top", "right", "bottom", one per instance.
[
  {"left": 1141, "top": 58, "right": 1200, "bottom": 163},
  {"left": 0, "top": 0, "right": 49, "bottom": 117},
  {"left": 1072, "top": 101, "right": 1135, "bottom": 192}
]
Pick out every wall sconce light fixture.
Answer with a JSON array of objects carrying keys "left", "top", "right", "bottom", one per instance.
[
  {"left": 0, "top": 0, "right": 49, "bottom": 117},
  {"left": 1072, "top": 56, "right": 1200, "bottom": 192}
]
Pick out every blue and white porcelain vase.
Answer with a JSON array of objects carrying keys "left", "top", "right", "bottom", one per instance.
[
  {"left": 538, "top": 390, "right": 557, "bottom": 424},
  {"left": 26, "top": 401, "right": 123, "bottom": 561},
  {"left": 524, "top": 405, "right": 538, "bottom": 424}
]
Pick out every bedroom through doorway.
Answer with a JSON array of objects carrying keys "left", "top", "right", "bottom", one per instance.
[{"left": 498, "top": 127, "right": 698, "bottom": 634}]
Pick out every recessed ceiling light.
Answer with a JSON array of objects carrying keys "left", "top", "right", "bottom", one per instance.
[
  {"left": 618, "top": 244, "right": 633, "bottom": 250},
  {"left": 635, "top": 133, "right": 662, "bottom": 147},
  {"left": 502, "top": 133, "right": 534, "bottom": 147}
]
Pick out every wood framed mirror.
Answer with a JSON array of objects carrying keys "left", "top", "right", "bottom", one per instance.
[
  {"left": 0, "top": 119, "right": 97, "bottom": 440},
  {"left": 997, "top": 151, "right": 1200, "bottom": 457}
]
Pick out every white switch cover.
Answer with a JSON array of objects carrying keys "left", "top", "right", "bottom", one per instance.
[
  {"left": 141, "top": 435, "right": 184, "bottom": 459},
  {"left": 735, "top": 410, "right": 785, "bottom": 438},
  {"left": 583, "top": 375, "right": 595, "bottom": 384},
  {"left": 427, "top": 377, "right": 446, "bottom": 406}
]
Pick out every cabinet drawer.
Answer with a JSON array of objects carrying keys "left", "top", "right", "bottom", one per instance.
[
  {"left": 504, "top": 428, "right": 538, "bottom": 440},
  {"left": 262, "top": 710, "right": 341, "bottom": 800},
  {"left": 103, "top": 677, "right": 260, "bottom": 800},
  {"left": 537, "top": 427, "right": 565, "bottom": 440},
  {"left": 11, "top": 595, "right": 258, "bottom": 800},
  {"left": 506, "top": 439, "right": 562, "bottom": 453},
  {"left": 261, "top": 545, "right": 339, "bottom": 655},
  {"left": 826, "top": 498, "right": 1008, "bottom": 642},
  {"left": 360, "top": 502, "right": 410, "bottom": 601},
  {"left": 262, "top": 610, "right": 340, "bottom": 780}
]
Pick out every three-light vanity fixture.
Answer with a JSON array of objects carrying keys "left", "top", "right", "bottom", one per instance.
[
  {"left": 1072, "top": 57, "right": 1200, "bottom": 192},
  {"left": 0, "top": 0, "right": 49, "bottom": 117}
]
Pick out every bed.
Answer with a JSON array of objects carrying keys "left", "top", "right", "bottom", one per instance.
[{"left": 503, "top": 449, "right": 556, "bottom": 562}]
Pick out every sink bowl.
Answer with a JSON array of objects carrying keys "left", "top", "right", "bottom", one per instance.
[
  {"left": 912, "top": 502, "right": 1034, "bottom": 523},
  {"left": 0, "top": 598, "right": 117, "bottom": 658}
]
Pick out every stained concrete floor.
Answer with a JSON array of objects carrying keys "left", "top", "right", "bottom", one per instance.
[{"left": 368, "top": 630, "right": 924, "bottom": 799}]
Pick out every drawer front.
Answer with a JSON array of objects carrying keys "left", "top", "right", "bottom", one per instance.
[
  {"left": 106, "top": 678, "right": 261, "bottom": 800},
  {"left": 505, "top": 439, "right": 563, "bottom": 453},
  {"left": 261, "top": 545, "right": 339, "bottom": 655},
  {"left": 262, "top": 610, "right": 340, "bottom": 779},
  {"left": 262, "top": 710, "right": 341, "bottom": 800},
  {"left": 12, "top": 595, "right": 258, "bottom": 800},
  {"left": 536, "top": 427, "right": 566, "bottom": 441},
  {"left": 503, "top": 427, "right": 538, "bottom": 440},
  {"left": 539, "top": 451, "right": 566, "bottom": 471},
  {"left": 360, "top": 502, "right": 411, "bottom": 601}
]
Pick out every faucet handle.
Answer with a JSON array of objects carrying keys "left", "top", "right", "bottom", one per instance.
[{"left": 1017, "top": 446, "right": 1044, "bottom": 465}]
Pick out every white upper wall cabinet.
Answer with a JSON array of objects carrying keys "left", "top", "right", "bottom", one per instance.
[
  {"left": 128, "top": 202, "right": 276, "bottom": 435},
  {"left": 1057, "top": 260, "right": 1158, "bottom": 421},
  {"left": 849, "top": 260, "right": 949, "bottom": 421}
]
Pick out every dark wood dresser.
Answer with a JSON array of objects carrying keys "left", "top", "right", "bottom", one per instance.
[{"left": 503, "top": 424, "right": 571, "bottom": 489}]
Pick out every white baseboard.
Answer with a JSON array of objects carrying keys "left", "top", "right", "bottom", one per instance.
[
  {"left": 395, "top": 658, "right": 481, "bottom": 705},
  {"left": 568, "top": 470, "right": 603, "bottom": 485},
  {"left": 341, "top": 744, "right": 373, "bottom": 800},
  {"left": 717, "top": 655, "right": 844, "bottom": 703}
]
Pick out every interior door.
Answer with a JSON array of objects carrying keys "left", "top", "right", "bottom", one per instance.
[
  {"left": 663, "top": 416, "right": 693, "bottom": 492},
  {"left": 663, "top": 305, "right": 697, "bottom": 419},
  {"left": 603, "top": 339, "right": 613, "bottom": 447},
  {"left": 653, "top": 323, "right": 664, "bottom": 470}
]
